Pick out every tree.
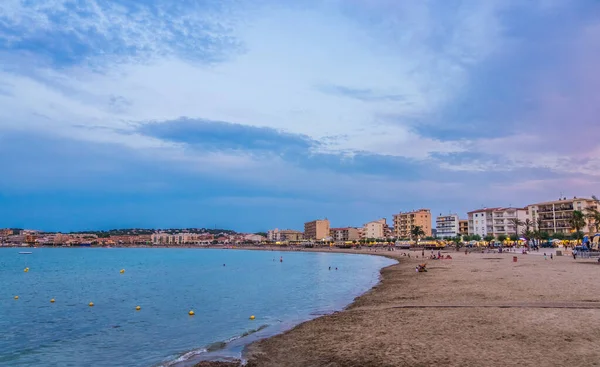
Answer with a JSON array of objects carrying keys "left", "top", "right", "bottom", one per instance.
[
  {"left": 508, "top": 218, "right": 524, "bottom": 235},
  {"left": 484, "top": 234, "right": 495, "bottom": 243},
  {"left": 410, "top": 226, "right": 426, "bottom": 243},
  {"left": 520, "top": 219, "right": 533, "bottom": 240},
  {"left": 570, "top": 210, "right": 586, "bottom": 241},
  {"left": 539, "top": 231, "right": 550, "bottom": 240},
  {"left": 584, "top": 207, "right": 600, "bottom": 234},
  {"left": 497, "top": 234, "right": 508, "bottom": 242},
  {"left": 509, "top": 234, "right": 519, "bottom": 242},
  {"left": 472, "top": 234, "right": 482, "bottom": 241},
  {"left": 551, "top": 232, "right": 566, "bottom": 240},
  {"left": 462, "top": 234, "right": 472, "bottom": 242}
]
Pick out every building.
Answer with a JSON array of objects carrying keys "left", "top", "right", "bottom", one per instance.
[
  {"left": 151, "top": 232, "right": 207, "bottom": 245},
  {"left": 435, "top": 214, "right": 460, "bottom": 238},
  {"left": 280, "top": 230, "right": 303, "bottom": 241},
  {"left": 468, "top": 207, "right": 528, "bottom": 237},
  {"left": 459, "top": 220, "right": 469, "bottom": 236},
  {"left": 527, "top": 197, "right": 598, "bottom": 234},
  {"left": 304, "top": 219, "right": 331, "bottom": 240},
  {"left": 393, "top": 209, "right": 432, "bottom": 238},
  {"left": 330, "top": 227, "right": 360, "bottom": 241},
  {"left": 267, "top": 229, "right": 303, "bottom": 242},
  {"left": 363, "top": 219, "right": 389, "bottom": 239}
]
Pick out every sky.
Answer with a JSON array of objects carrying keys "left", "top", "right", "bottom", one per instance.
[{"left": 0, "top": 0, "right": 599, "bottom": 232}]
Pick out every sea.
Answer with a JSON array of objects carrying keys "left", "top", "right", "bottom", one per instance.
[{"left": 0, "top": 248, "right": 395, "bottom": 367}]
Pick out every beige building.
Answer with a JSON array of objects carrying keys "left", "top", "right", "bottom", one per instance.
[
  {"left": 527, "top": 197, "right": 598, "bottom": 234},
  {"left": 459, "top": 220, "right": 469, "bottom": 236},
  {"left": 393, "top": 209, "right": 432, "bottom": 238},
  {"left": 267, "top": 228, "right": 304, "bottom": 242},
  {"left": 330, "top": 227, "right": 360, "bottom": 241},
  {"left": 304, "top": 219, "right": 331, "bottom": 240},
  {"left": 363, "top": 219, "right": 388, "bottom": 239}
]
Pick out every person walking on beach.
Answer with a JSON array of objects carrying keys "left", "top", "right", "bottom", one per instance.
[{"left": 544, "top": 253, "right": 547, "bottom": 260}]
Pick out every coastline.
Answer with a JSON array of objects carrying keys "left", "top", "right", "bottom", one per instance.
[
  {"left": 170, "top": 246, "right": 398, "bottom": 367},
  {"left": 191, "top": 247, "right": 406, "bottom": 367},
  {"left": 195, "top": 246, "right": 600, "bottom": 367}
]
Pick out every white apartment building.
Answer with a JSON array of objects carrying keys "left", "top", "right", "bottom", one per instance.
[
  {"left": 435, "top": 214, "right": 460, "bottom": 238},
  {"left": 267, "top": 228, "right": 281, "bottom": 241},
  {"left": 151, "top": 233, "right": 204, "bottom": 245},
  {"left": 363, "top": 219, "right": 387, "bottom": 239},
  {"left": 468, "top": 207, "right": 528, "bottom": 237}
]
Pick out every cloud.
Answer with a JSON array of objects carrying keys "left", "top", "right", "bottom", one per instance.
[
  {"left": 316, "top": 84, "right": 407, "bottom": 102},
  {"left": 138, "top": 117, "right": 318, "bottom": 154},
  {"left": 1, "top": 0, "right": 599, "bottom": 231}
]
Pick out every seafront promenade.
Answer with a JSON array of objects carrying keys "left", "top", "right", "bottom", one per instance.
[{"left": 197, "top": 247, "right": 600, "bottom": 367}]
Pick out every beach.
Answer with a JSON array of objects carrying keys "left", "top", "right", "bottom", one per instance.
[{"left": 198, "top": 247, "right": 600, "bottom": 367}]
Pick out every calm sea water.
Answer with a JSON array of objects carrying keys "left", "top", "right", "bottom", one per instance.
[{"left": 0, "top": 248, "right": 394, "bottom": 367}]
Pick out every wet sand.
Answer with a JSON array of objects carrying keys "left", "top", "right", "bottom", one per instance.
[{"left": 197, "top": 248, "right": 600, "bottom": 367}]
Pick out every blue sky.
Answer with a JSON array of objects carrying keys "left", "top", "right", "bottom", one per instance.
[{"left": 1, "top": 0, "right": 599, "bottom": 232}]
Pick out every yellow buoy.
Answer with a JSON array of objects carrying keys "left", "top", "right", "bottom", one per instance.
[
  {"left": 250, "top": 315, "right": 255, "bottom": 320},
  {"left": 24, "top": 267, "right": 29, "bottom": 273},
  {"left": 14, "top": 296, "right": 19, "bottom": 300},
  {"left": 120, "top": 269, "right": 125, "bottom": 274},
  {"left": 89, "top": 302, "right": 94, "bottom": 307},
  {"left": 50, "top": 299, "right": 55, "bottom": 303},
  {"left": 188, "top": 310, "right": 195, "bottom": 316},
  {"left": 135, "top": 306, "right": 141, "bottom": 311}
]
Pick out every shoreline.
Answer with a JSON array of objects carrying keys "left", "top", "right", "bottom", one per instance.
[
  {"left": 191, "top": 247, "right": 409, "bottom": 367},
  {"left": 195, "top": 246, "right": 600, "bottom": 367},
  {"left": 170, "top": 247, "right": 400, "bottom": 367}
]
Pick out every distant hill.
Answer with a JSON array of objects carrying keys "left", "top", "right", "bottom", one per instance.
[{"left": 68, "top": 228, "right": 238, "bottom": 237}]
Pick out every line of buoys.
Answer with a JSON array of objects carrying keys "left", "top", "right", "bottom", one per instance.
[
  {"left": 89, "top": 302, "right": 94, "bottom": 307},
  {"left": 249, "top": 315, "right": 255, "bottom": 320},
  {"left": 14, "top": 295, "right": 19, "bottom": 300},
  {"left": 188, "top": 310, "right": 195, "bottom": 316},
  {"left": 50, "top": 298, "right": 55, "bottom": 303},
  {"left": 135, "top": 306, "right": 141, "bottom": 311}
]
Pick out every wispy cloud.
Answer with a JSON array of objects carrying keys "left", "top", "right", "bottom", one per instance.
[
  {"left": 1, "top": 0, "right": 599, "bottom": 230},
  {"left": 316, "top": 84, "right": 407, "bottom": 102}
]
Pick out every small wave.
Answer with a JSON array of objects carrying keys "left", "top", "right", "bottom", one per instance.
[
  {"left": 159, "top": 324, "right": 270, "bottom": 366},
  {"left": 158, "top": 348, "right": 208, "bottom": 367}
]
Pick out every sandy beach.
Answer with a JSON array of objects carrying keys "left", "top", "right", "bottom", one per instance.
[{"left": 196, "top": 247, "right": 600, "bottom": 367}]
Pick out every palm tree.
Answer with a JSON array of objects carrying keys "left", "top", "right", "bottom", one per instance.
[
  {"left": 570, "top": 210, "right": 586, "bottom": 241},
  {"left": 508, "top": 218, "right": 523, "bottom": 237},
  {"left": 584, "top": 207, "right": 600, "bottom": 235},
  {"left": 410, "top": 226, "right": 425, "bottom": 244},
  {"left": 519, "top": 219, "right": 533, "bottom": 241}
]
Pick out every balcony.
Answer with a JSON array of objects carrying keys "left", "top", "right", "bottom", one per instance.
[
  {"left": 538, "top": 205, "right": 554, "bottom": 213},
  {"left": 555, "top": 204, "right": 574, "bottom": 212}
]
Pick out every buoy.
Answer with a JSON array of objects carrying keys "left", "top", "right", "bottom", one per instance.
[
  {"left": 250, "top": 315, "right": 255, "bottom": 320},
  {"left": 120, "top": 269, "right": 125, "bottom": 274},
  {"left": 24, "top": 267, "right": 29, "bottom": 273},
  {"left": 89, "top": 302, "right": 94, "bottom": 307},
  {"left": 14, "top": 296, "right": 19, "bottom": 300},
  {"left": 135, "top": 306, "right": 141, "bottom": 311},
  {"left": 188, "top": 310, "right": 195, "bottom": 316},
  {"left": 50, "top": 299, "right": 55, "bottom": 303}
]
